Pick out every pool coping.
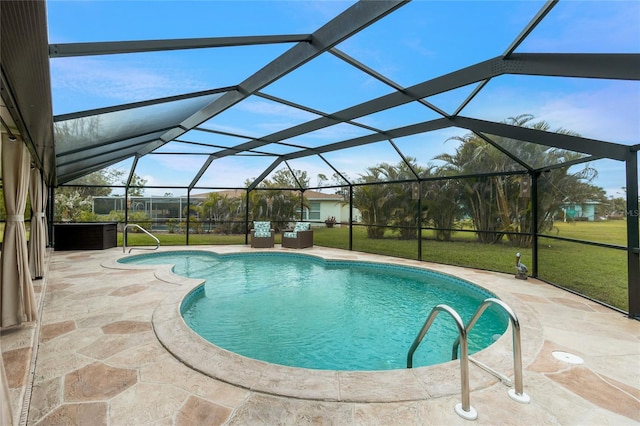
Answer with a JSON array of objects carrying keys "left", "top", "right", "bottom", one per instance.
[{"left": 103, "top": 246, "right": 544, "bottom": 403}]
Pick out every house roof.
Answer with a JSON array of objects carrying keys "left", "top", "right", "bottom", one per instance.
[{"left": 305, "top": 191, "right": 344, "bottom": 201}]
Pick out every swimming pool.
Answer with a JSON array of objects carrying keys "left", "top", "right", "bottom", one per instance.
[{"left": 120, "top": 251, "right": 508, "bottom": 371}]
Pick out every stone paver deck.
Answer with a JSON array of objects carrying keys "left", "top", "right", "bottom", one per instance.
[{"left": 2, "top": 245, "right": 639, "bottom": 425}]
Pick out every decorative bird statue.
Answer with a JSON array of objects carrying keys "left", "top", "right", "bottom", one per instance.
[{"left": 515, "top": 252, "right": 528, "bottom": 280}]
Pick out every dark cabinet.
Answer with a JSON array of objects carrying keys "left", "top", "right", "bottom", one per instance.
[{"left": 54, "top": 223, "right": 118, "bottom": 250}]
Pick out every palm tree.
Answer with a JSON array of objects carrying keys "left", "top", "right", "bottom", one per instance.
[
  {"left": 352, "top": 167, "right": 395, "bottom": 238},
  {"left": 422, "top": 168, "right": 463, "bottom": 241},
  {"left": 247, "top": 168, "right": 310, "bottom": 231},
  {"left": 199, "top": 192, "right": 243, "bottom": 234},
  {"left": 352, "top": 159, "right": 427, "bottom": 240},
  {"left": 434, "top": 138, "right": 506, "bottom": 244},
  {"left": 376, "top": 162, "right": 413, "bottom": 239},
  {"left": 436, "top": 114, "right": 597, "bottom": 247}
]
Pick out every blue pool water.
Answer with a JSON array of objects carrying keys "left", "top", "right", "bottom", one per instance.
[{"left": 120, "top": 251, "right": 508, "bottom": 371}]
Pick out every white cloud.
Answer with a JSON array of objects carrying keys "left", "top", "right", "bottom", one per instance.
[
  {"left": 196, "top": 160, "right": 265, "bottom": 188},
  {"left": 466, "top": 79, "right": 639, "bottom": 145},
  {"left": 535, "top": 85, "right": 640, "bottom": 144},
  {"left": 238, "top": 99, "right": 317, "bottom": 120},
  {"left": 522, "top": 1, "right": 640, "bottom": 53},
  {"left": 51, "top": 57, "right": 209, "bottom": 110}
]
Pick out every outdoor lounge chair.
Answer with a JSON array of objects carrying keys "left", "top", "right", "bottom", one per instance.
[
  {"left": 282, "top": 222, "right": 313, "bottom": 249},
  {"left": 250, "top": 221, "right": 275, "bottom": 248}
]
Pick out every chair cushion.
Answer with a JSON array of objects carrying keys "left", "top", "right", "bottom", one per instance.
[
  {"left": 293, "top": 222, "right": 310, "bottom": 232},
  {"left": 283, "top": 231, "right": 297, "bottom": 238},
  {"left": 253, "top": 221, "right": 271, "bottom": 238},
  {"left": 254, "top": 221, "right": 271, "bottom": 230}
]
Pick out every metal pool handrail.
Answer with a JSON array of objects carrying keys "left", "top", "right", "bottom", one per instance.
[
  {"left": 123, "top": 224, "right": 160, "bottom": 253},
  {"left": 451, "top": 298, "right": 530, "bottom": 404},
  {"left": 407, "top": 304, "right": 477, "bottom": 420}
]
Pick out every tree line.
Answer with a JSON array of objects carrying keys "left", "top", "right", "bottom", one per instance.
[
  {"left": 49, "top": 115, "right": 614, "bottom": 248},
  {"left": 339, "top": 115, "right": 608, "bottom": 247}
]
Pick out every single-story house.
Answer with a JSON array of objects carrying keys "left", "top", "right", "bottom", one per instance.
[
  {"left": 559, "top": 201, "right": 601, "bottom": 222},
  {"left": 303, "top": 190, "right": 361, "bottom": 226}
]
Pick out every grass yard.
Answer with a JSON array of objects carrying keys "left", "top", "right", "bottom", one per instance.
[
  {"left": 543, "top": 220, "right": 628, "bottom": 246},
  {"left": 537, "top": 239, "right": 627, "bottom": 309}
]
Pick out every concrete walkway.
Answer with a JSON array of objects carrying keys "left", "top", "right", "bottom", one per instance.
[{"left": 2, "top": 246, "right": 639, "bottom": 425}]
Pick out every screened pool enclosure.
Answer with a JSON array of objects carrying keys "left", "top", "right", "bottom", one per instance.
[{"left": 1, "top": 1, "right": 638, "bottom": 318}]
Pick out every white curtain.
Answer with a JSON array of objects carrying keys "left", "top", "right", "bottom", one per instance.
[
  {"left": 28, "top": 167, "right": 48, "bottom": 279},
  {"left": 1, "top": 135, "right": 37, "bottom": 327}
]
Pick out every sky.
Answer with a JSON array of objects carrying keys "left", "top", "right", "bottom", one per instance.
[{"left": 46, "top": 0, "right": 640, "bottom": 197}]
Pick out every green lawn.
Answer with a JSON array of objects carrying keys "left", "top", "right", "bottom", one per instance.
[{"left": 543, "top": 220, "right": 628, "bottom": 246}]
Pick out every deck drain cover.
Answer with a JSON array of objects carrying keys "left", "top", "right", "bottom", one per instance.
[{"left": 552, "top": 351, "right": 584, "bottom": 364}]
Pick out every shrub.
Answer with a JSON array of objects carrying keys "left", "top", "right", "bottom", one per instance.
[{"left": 128, "top": 211, "right": 152, "bottom": 231}]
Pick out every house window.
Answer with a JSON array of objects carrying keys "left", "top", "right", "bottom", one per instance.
[{"left": 308, "top": 201, "right": 321, "bottom": 220}]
